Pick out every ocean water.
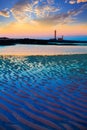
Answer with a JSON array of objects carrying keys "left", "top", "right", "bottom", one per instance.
[
  {"left": 0, "top": 54, "right": 87, "bottom": 130},
  {"left": 39, "top": 36, "right": 87, "bottom": 41},
  {"left": 64, "top": 36, "right": 87, "bottom": 41}
]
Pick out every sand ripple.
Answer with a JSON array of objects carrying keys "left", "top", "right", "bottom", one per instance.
[{"left": 0, "top": 54, "right": 87, "bottom": 130}]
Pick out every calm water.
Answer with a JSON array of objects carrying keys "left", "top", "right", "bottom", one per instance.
[
  {"left": 0, "top": 54, "right": 87, "bottom": 130},
  {"left": 0, "top": 45, "right": 87, "bottom": 55},
  {"left": 64, "top": 36, "right": 87, "bottom": 41},
  {"left": 39, "top": 36, "right": 87, "bottom": 41}
]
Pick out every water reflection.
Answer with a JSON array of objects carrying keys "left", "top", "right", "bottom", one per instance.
[
  {"left": 0, "top": 45, "right": 87, "bottom": 56},
  {"left": 0, "top": 54, "right": 87, "bottom": 130}
]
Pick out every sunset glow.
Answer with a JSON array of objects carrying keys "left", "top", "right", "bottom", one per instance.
[{"left": 0, "top": 0, "right": 87, "bottom": 38}]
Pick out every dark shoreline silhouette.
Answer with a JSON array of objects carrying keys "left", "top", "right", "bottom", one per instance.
[{"left": 0, "top": 37, "right": 87, "bottom": 46}]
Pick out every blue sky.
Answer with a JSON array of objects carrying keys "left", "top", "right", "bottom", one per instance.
[
  {"left": 0, "top": 0, "right": 87, "bottom": 38},
  {"left": 0, "top": 0, "right": 87, "bottom": 24}
]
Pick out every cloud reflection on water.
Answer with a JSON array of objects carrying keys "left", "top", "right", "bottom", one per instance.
[{"left": 0, "top": 45, "right": 87, "bottom": 56}]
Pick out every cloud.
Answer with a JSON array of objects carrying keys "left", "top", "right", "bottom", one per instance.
[
  {"left": 34, "top": 4, "right": 86, "bottom": 25},
  {"left": 69, "top": 0, "right": 87, "bottom": 4},
  {"left": 34, "top": 12, "right": 75, "bottom": 26},
  {"left": 69, "top": 0, "right": 76, "bottom": 4},
  {"left": 68, "top": 9, "right": 83, "bottom": 16},
  {"left": 10, "top": 0, "right": 87, "bottom": 26},
  {"left": 47, "top": 0, "right": 55, "bottom": 4},
  {"left": 11, "top": 0, "right": 32, "bottom": 22},
  {"left": 77, "top": 0, "right": 87, "bottom": 3},
  {"left": 11, "top": 0, "right": 60, "bottom": 22},
  {"left": 34, "top": 4, "right": 60, "bottom": 18},
  {"left": 0, "top": 8, "right": 10, "bottom": 17}
]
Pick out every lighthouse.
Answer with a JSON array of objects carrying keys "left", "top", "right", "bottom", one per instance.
[{"left": 54, "top": 30, "right": 56, "bottom": 40}]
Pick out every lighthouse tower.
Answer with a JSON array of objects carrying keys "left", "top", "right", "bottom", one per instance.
[{"left": 54, "top": 30, "right": 56, "bottom": 40}]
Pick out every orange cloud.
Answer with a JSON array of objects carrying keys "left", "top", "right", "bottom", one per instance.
[
  {"left": 77, "top": 0, "right": 87, "bottom": 3},
  {"left": 69, "top": 0, "right": 87, "bottom": 4}
]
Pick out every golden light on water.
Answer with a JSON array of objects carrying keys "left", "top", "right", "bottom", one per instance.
[{"left": 0, "top": 45, "right": 87, "bottom": 56}]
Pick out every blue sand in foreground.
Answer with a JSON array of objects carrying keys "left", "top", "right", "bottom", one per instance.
[{"left": 0, "top": 54, "right": 87, "bottom": 130}]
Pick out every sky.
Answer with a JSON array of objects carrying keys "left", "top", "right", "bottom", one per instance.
[{"left": 0, "top": 0, "right": 87, "bottom": 38}]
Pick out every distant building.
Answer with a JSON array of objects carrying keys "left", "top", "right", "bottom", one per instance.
[
  {"left": 58, "top": 35, "right": 63, "bottom": 41},
  {"left": 50, "top": 31, "right": 64, "bottom": 41}
]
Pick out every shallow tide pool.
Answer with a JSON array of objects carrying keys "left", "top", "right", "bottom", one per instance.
[{"left": 0, "top": 54, "right": 87, "bottom": 130}]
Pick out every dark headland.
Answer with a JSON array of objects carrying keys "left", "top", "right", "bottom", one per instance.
[
  {"left": 0, "top": 30, "right": 87, "bottom": 46},
  {"left": 0, "top": 37, "right": 87, "bottom": 46}
]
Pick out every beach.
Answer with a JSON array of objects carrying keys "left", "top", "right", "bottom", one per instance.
[
  {"left": 0, "top": 0, "right": 87, "bottom": 129},
  {"left": 0, "top": 54, "right": 87, "bottom": 129}
]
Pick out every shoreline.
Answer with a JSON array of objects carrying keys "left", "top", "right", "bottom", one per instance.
[
  {"left": 0, "top": 38, "right": 87, "bottom": 46},
  {"left": 0, "top": 53, "right": 87, "bottom": 57}
]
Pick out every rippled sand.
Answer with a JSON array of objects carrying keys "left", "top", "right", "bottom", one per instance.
[{"left": 0, "top": 54, "right": 87, "bottom": 130}]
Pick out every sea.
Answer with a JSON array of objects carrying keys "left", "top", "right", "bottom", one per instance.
[
  {"left": 44, "top": 35, "right": 87, "bottom": 41},
  {"left": 0, "top": 44, "right": 87, "bottom": 130},
  {"left": 64, "top": 36, "right": 87, "bottom": 41}
]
